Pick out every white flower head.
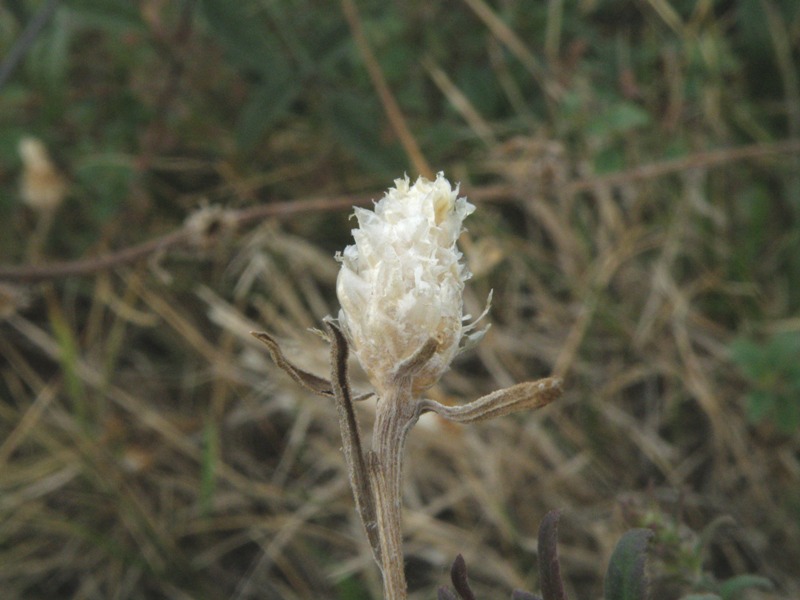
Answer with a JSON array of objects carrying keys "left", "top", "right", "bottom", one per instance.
[{"left": 336, "top": 172, "right": 489, "bottom": 394}]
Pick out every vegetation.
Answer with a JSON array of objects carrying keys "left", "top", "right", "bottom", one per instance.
[{"left": 0, "top": 1, "right": 798, "bottom": 598}]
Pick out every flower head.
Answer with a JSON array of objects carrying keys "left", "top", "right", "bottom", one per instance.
[{"left": 336, "top": 173, "right": 487, "bottom": 394}]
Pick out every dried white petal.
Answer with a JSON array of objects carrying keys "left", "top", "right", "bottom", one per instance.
[{"left": 336, "top": 173, "right": 483, "bottom": 393}]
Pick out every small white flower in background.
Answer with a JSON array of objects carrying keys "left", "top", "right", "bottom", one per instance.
[
  {"left": 336, "top": 172, "right": 489, "bottom": 394},
  {"left": 18, "top": 137, "right": 67, "bottom": 213}
]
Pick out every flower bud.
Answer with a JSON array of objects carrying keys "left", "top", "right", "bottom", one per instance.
[{"left": 336, "top": 173, "right": 486, "bottom": 394}]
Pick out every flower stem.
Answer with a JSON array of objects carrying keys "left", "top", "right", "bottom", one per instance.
[{"left": 370, "top": 384, "right": 418, "bottom": 600}]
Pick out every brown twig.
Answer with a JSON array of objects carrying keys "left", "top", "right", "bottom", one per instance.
[
  {"left": 564, "top": 138, "right": 800, "bottom": 195},
  {"left": 0, "top": 194, "right": 370, "bottom": 283},
  {"left": 1, "top": 139, "right": 797, "bottom": 283}
]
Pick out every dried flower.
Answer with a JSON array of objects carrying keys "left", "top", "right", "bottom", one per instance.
[
  {"left": 183, "top": 202, "right": 237, "bottom": 250},
  {"left": 18, "top": 137, "right": 67, "bottom": 213},
  {"left": 336, "top": 173, "right": 487, "bottom": 394},
  {"left": 252, "top": 171, "right": 562, "bottom": 600}
]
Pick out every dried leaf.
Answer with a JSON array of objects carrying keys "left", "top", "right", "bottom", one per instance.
[
  {"left": 251, "top": 329, "right": 373, "bottom": 401},
  {"left": 420, "top": 377, "right": 563, "bottom": 423},
  {"left": 250, "top": 330, "right": 333, "bottom": 398},
  {"left": 392, "top": 337, "right": 439, "bottom": 381},
  {"left": 323, "top": 319, "right": 381, "bottom": 564}
]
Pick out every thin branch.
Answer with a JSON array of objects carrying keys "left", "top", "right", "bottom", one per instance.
[
  {"left": 564, "top": 138, "right": 800, "bottom": 195},
  {"left": 1, "top": 138, "right": 797, "bottom": 283},
  {"left": 0, "top": 194, "right": 371, "bottom": 282}
]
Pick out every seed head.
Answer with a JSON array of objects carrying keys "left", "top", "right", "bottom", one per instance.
[{"left": 336, "top": 173, "right": 486, "bottom": 394}]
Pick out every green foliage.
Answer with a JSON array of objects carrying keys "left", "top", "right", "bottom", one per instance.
[
  {"left": 442, "top": 511, "right": 774, "bottom": 600},
  {"left": 679, "top": 574, "right": 774, "bottom": 600},
  {"left": 716, "top": 574, "right": 774, "bottom": 599},
  {"left": 335, "top": 574, "right": 372, "bottom": 600},
  {"left": 587, "top": 101, "right": 652, "bottom": 141},
  {"left": 729, "top": 332, "right": 800, "bottom": 433},
  {"left": 604, "top": 529, "right": 654, "bottom": 600},
  {"left": 65, "top": 0, "right": 144, "bottom": 29},
  {"left": 197, "top": 0, "right": 279, "bottom": 74},
  {"left": 440, "top": 512, "right": 655, "bottom": 600},
  {"left": 627, "top": 504, "right": 777, "bottom": 600}
]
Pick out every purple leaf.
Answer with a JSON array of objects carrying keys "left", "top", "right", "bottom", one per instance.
[
  {"left": 538, "top": 509, "right": 568, "bottom": 600},
  {"left": 451, "top": 554, "right": 477, "bottom": 600}
]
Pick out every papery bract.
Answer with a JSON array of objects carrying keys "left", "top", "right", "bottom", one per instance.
[{"left": 336, "top": 172, "right": 486, "bottom": 394}]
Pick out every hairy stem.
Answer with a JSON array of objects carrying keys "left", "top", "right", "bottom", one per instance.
[{"left": 369, "top": 383, "right": 418, "bottom": 600}]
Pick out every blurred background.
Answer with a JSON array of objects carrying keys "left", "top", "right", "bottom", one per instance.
[{"left": 1, "top": 1, "right": 799, "bottom": 598}]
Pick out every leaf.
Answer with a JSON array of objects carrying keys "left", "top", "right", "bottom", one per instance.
[
  {"left": 68, "top": 0, "right": 144, "bottom": 30},
  {"left": 450, "top": 554, "right": 477, "bottom": 600},
  {"left": 250, "top": 331, "right": 334, "bottom": 398},
  {"left": 603, "top": 529, "right": 653, "bottom": 600},
  {"left": 392, "top": 337, "right": 438, "bottom": 381},
  {"left": 696, "top": 515, "right": 736, "bottom": 556},
  {"left": 236, "top": 80, "right": 300, "bottom": 150},
  {"left": 198, "top": 0, "right": 280, "bottom": 74},
  {"left": 588, "top": 101, "right": 652, "bottom": 138},
  {"left": 538, "top": 510, "right": 567, "bottom": 600},
  {"left": 74, "top": 161, "right": 132, "bottom": 223},
  {"left": 718, "top": 574, "right": 773, "bottom": 599},
  {"left": 323, "top": 91, "right": 404, "bottom": 175},
  {"left": 420, "top": 378, "right": 562, "bottom": 424},
  {"left": 730, "top": 333, "right": 800, "bottom": 432},
  {"left": 438, "top": 586, "right": 459, "bottom": 600},
  {"left": 250, "top": 330, "right": 373, "bottom": 400},
  {"left": 323, "top": 320, "right": 380, "bottom": 564},
  {"left": 728, "top": 337, "right": 768, "bottom": 380},
  {"left": 745, "top": 390, "right": 773, "bottom": 423},
  {"left": 512, "top": 590, "right": 544, "bottom": 600}
]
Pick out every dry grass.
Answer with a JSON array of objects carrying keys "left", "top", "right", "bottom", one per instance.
[
  {"left": 2, "top": 157, "right": 798, "bottom": 597},
  {"left": 1, "top": 1, "right": 799, "bottom": 599}
]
